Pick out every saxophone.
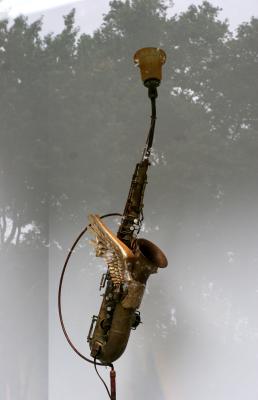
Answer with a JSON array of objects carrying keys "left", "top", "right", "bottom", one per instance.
[{"left": 87, "top": 48, "right": 167, "bottom": 365}]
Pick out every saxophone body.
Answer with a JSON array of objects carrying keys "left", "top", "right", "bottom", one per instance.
[{"left": 87, "top": 161, "right": 167, "bottom": 364}]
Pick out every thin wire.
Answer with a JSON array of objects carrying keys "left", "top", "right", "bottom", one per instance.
[
  {"left": 58, "top": 212, "right": 122, "bottom": 367},
  {"left": 94, "top": 357, "right": 113, "bottom": 399}
]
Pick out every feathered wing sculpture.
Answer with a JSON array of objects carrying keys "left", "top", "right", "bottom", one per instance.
[{"left": 88, "top": 214, "right": 135, "bottom": 286}]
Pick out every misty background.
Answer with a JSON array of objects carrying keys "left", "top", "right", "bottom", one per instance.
[{"left": 0, "top": 1, "right": 258, "bottom": 399}]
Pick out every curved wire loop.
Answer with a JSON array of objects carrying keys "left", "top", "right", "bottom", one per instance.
[{"left": 58, "top": 212, "right": 122, "bottom": 367}]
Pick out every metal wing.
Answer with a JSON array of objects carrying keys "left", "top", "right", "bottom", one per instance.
[{"left": 88, "top": 214, "right": 135, "bottom": 286}]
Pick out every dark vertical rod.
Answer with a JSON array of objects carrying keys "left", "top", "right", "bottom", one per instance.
[{"left": 110, "top": 367, "right": 116, "bottom": 400}]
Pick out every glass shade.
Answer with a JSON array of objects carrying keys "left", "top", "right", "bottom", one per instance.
[{"left": 134, "top": 47, "right": 166, "bottom": 83}]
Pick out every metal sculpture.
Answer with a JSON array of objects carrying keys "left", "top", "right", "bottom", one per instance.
[{"left": 59, "top": 47, "right": 167, "bottom": 399}]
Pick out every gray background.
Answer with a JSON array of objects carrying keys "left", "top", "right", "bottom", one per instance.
[{"left": 1, "top": 1, "right": 258, "bottom": 399}]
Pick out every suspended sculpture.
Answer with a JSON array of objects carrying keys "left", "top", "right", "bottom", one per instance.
[{"left": 59, "top": 47, "right": 168, "bottom": 400}]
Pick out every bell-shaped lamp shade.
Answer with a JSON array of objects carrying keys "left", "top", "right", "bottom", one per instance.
[{"left": 134, "top": 47, "right": 166, "bottom": 85}]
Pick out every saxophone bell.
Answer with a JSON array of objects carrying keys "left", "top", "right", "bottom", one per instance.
[
  {"left": 130, "top": 238, "right": 167, "bottom": 283},
  {"left": 136, "top": 238, "right": 168, "bottom": 268}
]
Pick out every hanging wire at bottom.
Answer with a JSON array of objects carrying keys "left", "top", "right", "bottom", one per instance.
[{"left": 94, "top": 357, "right": 114, "bottom": 400}]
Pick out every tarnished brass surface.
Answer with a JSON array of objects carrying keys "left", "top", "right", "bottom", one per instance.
[
  {"left": 91, "top": 302, "right": 135, "bottom": 364},
  {"left": 121, "top": 281, "right": 145, "bottom": 309}
]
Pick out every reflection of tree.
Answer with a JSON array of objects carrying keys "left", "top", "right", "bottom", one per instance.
[
  {"left": 0, "top": 1, "right": 257, "bottom": 398},
  {"left": 1, "top": 2, "right": 257, "bottom": 246}
]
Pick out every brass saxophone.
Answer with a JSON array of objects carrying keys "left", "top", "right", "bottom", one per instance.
[{"left": 87, "top": 48, "right": 167, "bottom": 365}]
